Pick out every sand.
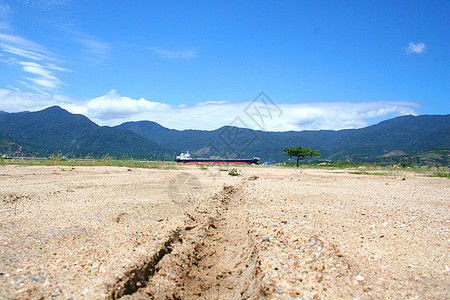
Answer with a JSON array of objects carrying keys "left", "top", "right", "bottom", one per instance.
[{"left": 0, "top": 164, "right": 448, "bottom": 299}]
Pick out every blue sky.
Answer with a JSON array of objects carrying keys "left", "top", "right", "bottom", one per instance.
[{"left": 0, "top": 0, "right": 448, "bottom": 130}]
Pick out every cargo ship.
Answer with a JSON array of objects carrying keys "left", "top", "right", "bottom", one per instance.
[{"left": 176, "top": 151, "right": 259, "bottom": 165}]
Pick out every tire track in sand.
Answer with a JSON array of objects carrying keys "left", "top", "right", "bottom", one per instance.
[{"left": 113, "top": 184, "right": 261, "bottom": 299}]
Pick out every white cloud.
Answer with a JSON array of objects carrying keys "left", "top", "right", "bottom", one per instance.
[
  {"left": 0, "top": 89, "right": 420, "bottom": 131},
  {"left": 17, "top": 61, "right": 69, "bottom": 90},
  {"left": 20, "top": 0, "right": 71, "bottom": 10},
  {"left": 1, "top": 44, "right": 47, "bottom": 60},
  {"left": 197, "top": 100, "right": 228, "bottom": 106},
  {"left": 6, "top": 84, "right": 20, "bottom": 91},
  {"left": 78, "top": 38, "right": 109, "bottom": 55},
  {"left": 26, "top": 77, "right": 58, "bottom": 89},
  {"left": 68, "top": 90, "right": 171, "bottom": 121},
  {"left": 20, "top": 61, "right": 54, "bottom": 77},
  {"left": 74, "top": 34, "right": 110, "bottom": 62},
  {"left": 0, "top": 34, "right": 69, "bottom": 92},
  {"left": 0, "top": 89, "right": 71, "bottom": 112},
  {"left": 405, "top": 42, "right": 426, "bottom": 54},
  {"left": 0, "top": 33, "right": 52, "bottom": 61},
  {"left": 149, "top": 47, "right": 198, "bottom": 59}
]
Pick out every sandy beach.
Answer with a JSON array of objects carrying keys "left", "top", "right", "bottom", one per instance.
[{"left": 1, "top": 165, "right": 448, "bottom": 299}]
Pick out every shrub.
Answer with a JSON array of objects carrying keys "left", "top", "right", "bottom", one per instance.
[{"left": 228, "top": 168, "right": 240, "bottom": 176}]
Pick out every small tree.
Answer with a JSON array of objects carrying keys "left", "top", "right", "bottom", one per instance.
[{"left": 283, "top": 146, "right": 320, "bottom": 167}]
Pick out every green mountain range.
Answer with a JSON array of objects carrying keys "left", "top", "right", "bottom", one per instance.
[
  {"left": 0, "top": 106, "right": 448, "bottom": 164},
  {"left": 0, "top": 106, "right": 168, "bottom": 159},
  {"left": 117, "top": 114, "right": 450, "bottom": 162}
]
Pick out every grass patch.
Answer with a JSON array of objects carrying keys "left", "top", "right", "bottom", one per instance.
[
  {"left": 349, "top": 171, "right": 394, "bottom": 176},
  {"left": 277, "top": 162, "right": 380, "bottom": 170},
  {"left": 228, "top": 168, "right": 240, "bottom": 176},
  {"left": 315, "top": 162, "right": 366, "bottom": 169},
  {"left": 420, "top": 168, "right": 450, "bottom": 178},
  {"left": 348, "top": 166, "right": 449, "bottom": 178},
  {"left": 0, "top": 157, "right": 183, "bottom": 170},
  {"left": 431, "top": 170, "right": 450, "bottom": 178}
]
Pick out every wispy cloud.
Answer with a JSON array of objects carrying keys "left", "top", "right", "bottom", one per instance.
[
  {"left": 75, "top": 36, "right": 109, "bottom": 57},
  {"left": 0, "top": 89, "right": 419, "bottom": 131},
  {"left": 19, "top": 61, "right": 67, "bottom": 76},
  {"left": 405, "top": 42, "right": 426, "bottom": 54},
  {"left": 69, "top": 32, "right": 110, "bottom": 63},
  {"left": 20, "top": 0, "right": 71, "bottom": 10},
  {"left": 0, "top": 4, "right": 10, "bottom": 16},
  {"left": 0, "top": 33, "right": 69, "bottom": 92},
  {"left": 77, "top": 38, "right": 109, "bottom": 56},
  {"left": 6, "top": 0, "right": 108, "bottom": 62},
  {"left": 0, "top": 3, "right": 11, "bottom": 30},
  {"left": 149, "top": 47, "right": 198, "bottom": 59},
  {"left": 0, "top": 33, "right": 52, "bottom": 61},
  {"left": 0, "top": 2, "right": 109, "bottom": 91},
  {"left": 19, "top": 60, "right": 70, "bottom": 90}
]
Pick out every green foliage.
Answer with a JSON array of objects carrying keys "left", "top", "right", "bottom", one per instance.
[
  {"left": 228, "top": 168, "right": 240, "bottom": 176},
  {"left": 349, "top": 171, "right": 393, "bottom": 176},
  {"left": 315, "top": 162, "right": 358, "bottom": 169},
  {"left": 430, "top": 169, "right": 450, "bottom": 178},
  {"left": 410, "top": 149, "right": 450, "bottom": 167},
  {"left": 282, "top": 146, "right": 320, "bottom": 167},
  {"left": 420, "top": 168, "right": 450, "bottom": 178},
  {"left": 399, "top": 158, "right": 413, "bottom": 168}
]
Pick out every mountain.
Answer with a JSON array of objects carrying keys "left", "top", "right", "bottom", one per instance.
[
  {"left": 0, "top": 106, "right": 169, "bottom": 158},
  {"left": 1, "top": 106, "right": 448, "bottom": 162},
  {"left": 117, "top": 115, "right": 450, "bottom": 162}
]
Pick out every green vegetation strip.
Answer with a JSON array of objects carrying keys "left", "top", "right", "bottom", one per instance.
[
  {"left": 1, "top": 158, "right": 448, "bottom": 178},
  {"left": 0, "top": 157, "right": 183, "bottom": 170},
  {"left": 277, "top": 162, "right": 449, "bottom": 178}
]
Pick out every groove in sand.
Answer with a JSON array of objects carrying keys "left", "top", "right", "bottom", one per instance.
[{"left": 115, "top": 185, "right": 261, "bottom": 299}]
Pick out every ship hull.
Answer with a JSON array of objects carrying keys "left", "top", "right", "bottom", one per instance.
[{"left": 176, "top": 158, "right": 259, "bottom": 164}]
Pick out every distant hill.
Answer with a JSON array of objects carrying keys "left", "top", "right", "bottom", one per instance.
[
  {"left": 0, "top": 133, "right": 35, "bottom": 156},
  {"left": 411, "top": 149, "right": 450, "bottom": 167},
  {"left": 0, "top": 106, "right": 448, "bottom": 162},
  {"left": 117, "top": 115, "right": 450, "bottom": 162},
  {"left": 0, "top": 106, "right": 169, "bottom": 159}
]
